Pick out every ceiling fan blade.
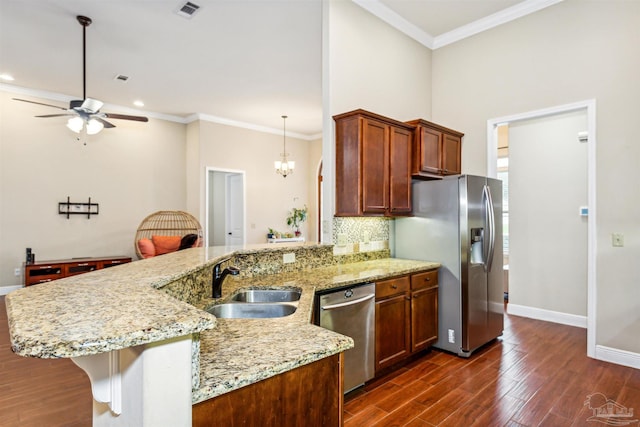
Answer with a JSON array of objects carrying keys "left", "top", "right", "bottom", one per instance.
[
  {"left": 13, "top": 98, "right": 68, "bottom": 111},
  {"left": 93, "top": 117, "right": 116, "bottom": 128},
  {"left": 35, "top": 114, "right": 76, "bottom": 118},
  {"left": 104, "top": 113, "right": 149, "bottom": 122}
]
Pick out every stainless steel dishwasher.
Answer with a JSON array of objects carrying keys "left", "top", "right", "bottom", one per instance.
[{"left": 316, "top": 282, "right": 375, "bottom": 393}]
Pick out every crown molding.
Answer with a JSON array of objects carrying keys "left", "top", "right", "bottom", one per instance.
[
  {"left": 0, "top": 83, "right": 186, "bottom": 123},
  {"left": 193, "top": 113, "right": 318, "bottom": 141},
  {"left": 1, "top": 84, "right": 320, "bottom": 139},
  {"left": 352, "top": 0, "right": 563, "bottom": 50},
  {"left": 433, "top": 0, "right": 564, "bottom": 49},
  {"left": 352, "top": 0, "right": 435, "bottom": 48}
]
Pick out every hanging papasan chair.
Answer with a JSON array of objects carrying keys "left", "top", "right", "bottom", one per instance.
[{"left": 134, "top": 210, "right": 203, "bottom": 259}]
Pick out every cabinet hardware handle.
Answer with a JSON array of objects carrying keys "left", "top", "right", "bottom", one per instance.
[
  {"left": 38, "top": 266, "right": 53, "bottom": 269},
  {"left": 77, "top": 263, "right": 89, "bottom": 267},
  {"left": 391, "top": 284, "right": 397, "bottom": 289},
  {"left": 425, "top": 277, "right": 430, "bottom": 281}
]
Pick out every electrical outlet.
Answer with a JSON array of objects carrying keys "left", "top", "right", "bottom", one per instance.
[
  {"left": 448, "top": 329, "right": 455, "bottom": 344},
  {"left": 363, "top": 230, "right": 371, "bottom": 244},
  {"left": 337, "top": 234, "right": 347, "bottom": 246},
  {"left": 283, "top": 253, "right": 295, "bottom": 264},
  {"left": 612, "top": 233, "right": 624, "bottom": 247},
  {"left": 14, "top": 268, "right": 20, "bottom": 277}
]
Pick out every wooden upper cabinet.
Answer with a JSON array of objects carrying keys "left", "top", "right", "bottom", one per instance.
[
  {"left": 334, "top": 110, "right": 413, "bottom": 217},
  {"left": 407, "top": 119, "right": 464, "bottom": 180},
  {"left": 361, "top": 117, "right": 389, "bottom": 214},
  {"left": 388, "top": 126, "right": 412, "bottom": 215}
]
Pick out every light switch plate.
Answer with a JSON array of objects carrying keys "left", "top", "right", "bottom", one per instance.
[
  {"left": 337, "top": 234, "right": 347, "bottom": 246},
  {"left": 612, "top": 233, "right": 624, "bottom": 247}
]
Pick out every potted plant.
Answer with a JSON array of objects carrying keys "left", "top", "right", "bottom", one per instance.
[{"left": 286, "top": 205, "right": 308, "bottom": 237}]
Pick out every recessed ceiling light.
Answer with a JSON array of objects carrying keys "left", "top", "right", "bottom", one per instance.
[
  {"left": 0, "top": 73, "right": 15, "bottom": 81},
  {"left": 133, "top": 100, "right": 144, "bottom": 107}
]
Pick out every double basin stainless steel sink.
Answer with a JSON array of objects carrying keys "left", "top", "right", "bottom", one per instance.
[{"left": 206, "top": 289, "right": 301, "bottom": 319}]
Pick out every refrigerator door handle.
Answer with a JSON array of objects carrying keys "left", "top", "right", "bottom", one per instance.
[{"left": 483, "top": 184, "right": 496, "bottom": 272}]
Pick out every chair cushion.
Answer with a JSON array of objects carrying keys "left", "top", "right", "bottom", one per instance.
[
  {"left": 152, "top": 235, "right": 182, "bottom": 255},
  {"left": 138, "top": 238, "right": 156, "bottom": 258}
]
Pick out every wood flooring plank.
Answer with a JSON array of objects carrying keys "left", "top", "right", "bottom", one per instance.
[
  {"left": 376, "top": 378, "right": 433, "bottom": 413},
  {"left": 344, "top": 405, "right": 388, "bottom": 427},
  {"left": 470, "top": 394, "right": 525, "bottom": 427},
  {"left": 416, "top": 388, "right": 474, "bottom": 425},
  {"left": 372, "top": 400, "right": 429, "bottom": 427}
]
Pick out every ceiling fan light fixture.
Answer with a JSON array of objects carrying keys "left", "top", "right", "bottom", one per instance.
[
  {"left": 86, "top": 118, "right": 104, "bottom": 135},
  {"left": 67, "top": 117, "right": 84, "bottom": 133}
]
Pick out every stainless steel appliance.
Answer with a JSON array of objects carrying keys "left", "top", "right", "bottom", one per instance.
[
  {"left": 395, "top": 175, "right": 504, "bottom": 357},
  {"left": 316, "top": 283, "right": 375, "bottom": 393}
]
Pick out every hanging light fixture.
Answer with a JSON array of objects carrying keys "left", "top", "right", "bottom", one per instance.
[{"left": 275, "top": 115, "right": 295, "bottom": 178}]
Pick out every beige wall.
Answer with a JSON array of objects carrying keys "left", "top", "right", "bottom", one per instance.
[
  {"left": 431, "top": 0, "right": 640, "bottom": 350},
  {"left": 194, "top": 120, "right": 316, "bottom": 244},
  {"left": 0, "top": 90, "right": 187, "bottom": 287},
  {"left": 324, "top": 0, "right": 432, "bottom": 242},
  {"left": 509, "top": 110, "right": 588, "bottom": 317}
]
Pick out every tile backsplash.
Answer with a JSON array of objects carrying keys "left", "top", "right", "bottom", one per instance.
[{"left": 332, "top": 217, "right": 391, "bottom": 256}]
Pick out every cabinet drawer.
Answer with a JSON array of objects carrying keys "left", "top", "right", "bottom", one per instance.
[
  {"left": 25, "top": 264, "right": 65, "bottom": 286},
  {"left": 411, "top": 270, "right": 438, "bottom": 290},
  {"left": 66, "top": 261, "right": 99, "bottom": 276},
  {"left": 376, "top": 276, "right": 410, "bottom": 300},
  {"left": 99, "top": 258, "right": 131, "bottom": 269}
]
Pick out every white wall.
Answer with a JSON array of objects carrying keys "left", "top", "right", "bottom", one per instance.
[
  {"left": 194, "top": 120, "right": 315, "bottom": 244},
  {"left": 509, "top": 110, "right": 588, "bottom": 317},
  {"left": 431, "top": 0, "right": 640, "bottom": 351},
  {"left": 0, "top": 90, "right": 187, "bottom": 287}
]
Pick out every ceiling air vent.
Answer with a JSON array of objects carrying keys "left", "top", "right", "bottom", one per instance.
[
  {"left": 176, "top": 1, "right": 201, "bottom": 19},
  {"left": 114, "top": 74, "right": 129, "bottom": 82}
]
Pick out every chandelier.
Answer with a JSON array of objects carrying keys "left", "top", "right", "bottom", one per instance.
[{"left": 274, "top": 115, "right": 294, "bottom": 177}]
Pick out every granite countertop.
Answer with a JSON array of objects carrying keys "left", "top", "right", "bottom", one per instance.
[
  {"left": 4, "top": 243, "right": 439, "bottom": 404},
  {"left": 192, "top": 257, "right": 440, "bottom": 403}
]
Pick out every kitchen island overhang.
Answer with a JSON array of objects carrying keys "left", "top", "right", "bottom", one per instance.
[{"left": 5, "top": 243, "right": 438, "bottom": 426}]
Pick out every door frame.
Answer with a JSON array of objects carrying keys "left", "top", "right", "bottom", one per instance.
[
  {"left": 486, "top": 99, "right": 596, "bottom": 358},
  {"left": 204, "top": 167, "right": 247, "bottom": 248}
]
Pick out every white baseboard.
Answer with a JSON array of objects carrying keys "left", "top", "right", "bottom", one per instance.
[
  {"left": 507, "top": 303, "right": 587, "bottom": 328},
  {"left": 0, "top": 285, "right": 23, "bottom": 296},
  {"left": 595, "top": 345, "right": 640, "bottom": 370}
]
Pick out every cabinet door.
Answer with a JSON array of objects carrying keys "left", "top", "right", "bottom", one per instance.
[
  {"left": 375, "top": 293, "right": 410, "bottom": 372},
  {"left": 361, "top": 118, "right": 389, "bottom": 214},
  {"left": 418, "top": 127, "right": 442, "bottom": 174},
  {"left": 389, "top": 125, "right": 412, "bottom": 215},
  {"left": 410, "top": 286, "right": 438, "bottom": 353},
  {"left": 442, "top": 133, "right": 461, "bottom": 175}
]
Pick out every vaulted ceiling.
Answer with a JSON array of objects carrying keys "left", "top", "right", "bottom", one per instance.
[{"left": 0, "top": 0, "right": 561, "bottom": 136}]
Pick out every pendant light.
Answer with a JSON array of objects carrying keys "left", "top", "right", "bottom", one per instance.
[{"left": 275, "top": 115, "right": 295, "bottom": 178}]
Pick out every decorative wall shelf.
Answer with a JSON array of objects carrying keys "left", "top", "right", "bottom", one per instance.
[{"left": 59, "top": 196, "right": 99, "bottom": 219}]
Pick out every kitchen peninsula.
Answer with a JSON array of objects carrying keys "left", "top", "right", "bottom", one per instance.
[{"left": 5, "top": 243, "right": 439, "bottom": 426}]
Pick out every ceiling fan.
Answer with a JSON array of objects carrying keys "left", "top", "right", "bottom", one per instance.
[{"left": 13, "top": 15, "right": 148, "bottom": 135}]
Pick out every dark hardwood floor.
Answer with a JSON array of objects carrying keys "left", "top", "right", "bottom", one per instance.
[
  {"left": 0, "top": 296, "right": 92, "bottom": 427},
  {"left": 345, "top": 310, "right": 640, "bottom": 427},
  {"left": 2, "top": 296, "right": 639, "bottom": 427}
]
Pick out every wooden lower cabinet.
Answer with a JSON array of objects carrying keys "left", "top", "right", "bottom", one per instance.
[
  {"left": 375, "top": 270, "right": 438, "bottom": 374},
  {"left": 192, "top": 353, "right": 344, "bottom": 427},
  {"left": 24, "top": 256, "right": 131, "bottom": 286}
]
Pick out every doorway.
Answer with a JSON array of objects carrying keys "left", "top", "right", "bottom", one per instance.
[
  {"left": 205, "top": 168, "right": 246, "bottom": 247},
  {"left": 487, "top": 99, "right": 596, "bottom": 358}
]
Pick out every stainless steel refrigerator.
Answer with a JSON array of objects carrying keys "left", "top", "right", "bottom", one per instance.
[{"left": 395, "top": 175, "right": 504, "bottom": 357}]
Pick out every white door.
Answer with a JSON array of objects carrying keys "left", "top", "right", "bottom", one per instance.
[
  {"left": 206, "top": 168, "right": 245, "bottom": 247},
  {"left": 225, "top": 174, "right": 244, "bottom": 246}
]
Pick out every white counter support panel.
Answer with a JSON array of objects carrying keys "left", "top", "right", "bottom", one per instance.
[{"left": 72, "top": 335, "right": 193, "bottom": 427}]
